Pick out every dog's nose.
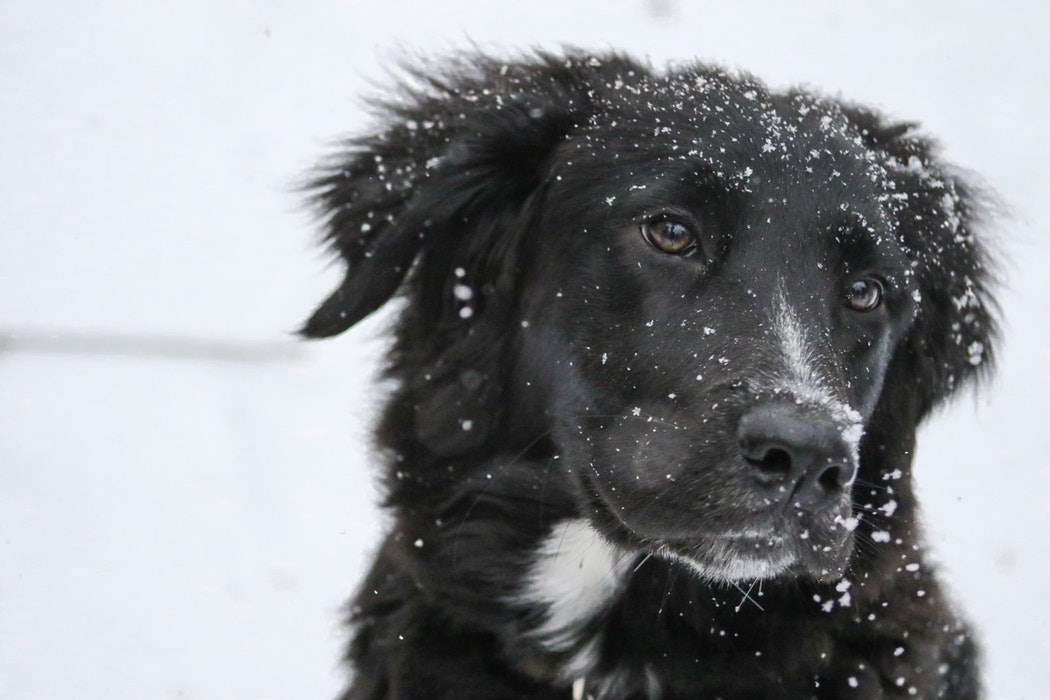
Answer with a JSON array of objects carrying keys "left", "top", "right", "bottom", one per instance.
[{"left": 736, "top": 404, "right": 857, "bottom": 512}]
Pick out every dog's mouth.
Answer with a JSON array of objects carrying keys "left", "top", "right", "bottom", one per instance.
[
  {"left": 653, "top": 532, "right": 801, "bottom": 583},
  {"left": 579, "top": 473, "right": 853, "bottom": 583}
]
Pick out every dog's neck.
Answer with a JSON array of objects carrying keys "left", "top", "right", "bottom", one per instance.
[{"left": 507, "top": 505, "right": 916, "bottom": 698}]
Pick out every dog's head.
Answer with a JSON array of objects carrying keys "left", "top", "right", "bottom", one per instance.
[{"left": 303, "top": 52, "right": 996, "bottom": 584}]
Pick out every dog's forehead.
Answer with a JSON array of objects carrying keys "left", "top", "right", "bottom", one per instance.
[
  {"left": 585, "top": 72, "right": 887, "bottom": 209},
  {"left": 563, "top": 75, "right": 901, "bottom": 258}
]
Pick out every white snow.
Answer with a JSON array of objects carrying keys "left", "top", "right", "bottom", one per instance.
[{"left": 1, "top": 2, "right": 1048, "bottom": 699}]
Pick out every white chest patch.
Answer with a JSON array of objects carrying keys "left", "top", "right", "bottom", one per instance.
[{"left": 517, "top": 519, "right": 631, "bottom": 656}]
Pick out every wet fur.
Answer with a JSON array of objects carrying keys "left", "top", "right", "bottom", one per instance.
[{"left": 302, "top": 51, "right": 996, "bottom": 699}]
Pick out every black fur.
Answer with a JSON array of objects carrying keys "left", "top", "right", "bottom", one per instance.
[{"left": 302, "top": 50, "right": 997, "bottom": 699}]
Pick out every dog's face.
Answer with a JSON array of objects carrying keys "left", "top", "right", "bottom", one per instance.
[
  {"left": 303, "top": 54, "right": 995, "bottom": 588},
  {"left": 514, "top": 92, "right": 920, "bottom": 582}
]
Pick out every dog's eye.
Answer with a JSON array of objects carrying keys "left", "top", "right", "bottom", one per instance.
[
  {"left": 846, "top": 278, "right": 884, "bottom": 312},
  {"left": 640, "top": 217, "right": 699, "bottom": 256}
]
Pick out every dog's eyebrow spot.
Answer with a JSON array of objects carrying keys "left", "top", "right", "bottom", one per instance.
[{"left": 515, "top": 519, "right": 631, "bottom": 655}]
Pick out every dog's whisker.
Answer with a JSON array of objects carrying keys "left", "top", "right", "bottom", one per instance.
[
  {"left": 656, "top": 562, "right": 680, "bottom": 619},
  {"left": 854, "top": 479, "right": 893, "bottom": 493},
  {"left": 732, "top": 578, "right": 765, "bottom": 613}
]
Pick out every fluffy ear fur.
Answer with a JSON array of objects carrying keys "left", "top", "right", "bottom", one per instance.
[
  {"left": 841, "top": 106, "right": 999, "bottom": 421},
  {"left": 301, "top": 52, "right": 644, "bottom": 455},
  {"left": 836, "top": 107, "right": 1000, "bottom": 562},
  {"left": 301, "top": 66, "right": 563, "bottom": 339}
]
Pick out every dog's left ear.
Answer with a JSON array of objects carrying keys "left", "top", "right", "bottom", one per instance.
[
  {"left": 844, "top": 107, "right": 1000, "bottom": 420},
  {"left": 300, "top": 53, "right": 639, "bottom": 455},
  {"left": 299, "top": 55, "right": 609, "bottom": 339}
]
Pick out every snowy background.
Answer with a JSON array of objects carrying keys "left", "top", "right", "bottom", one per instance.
[{"left": 1, "top": 1, "right": 1047, "bottom": 698}]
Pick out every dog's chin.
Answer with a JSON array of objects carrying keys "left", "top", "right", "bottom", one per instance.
[
  {"left": 656, "top": 534, "right": 799, "bottom": 583},
  {"left": 580, "top": 479, "right": 853, "bottom": 584},
  {"left": 652, "top": 531, "right": 852, "bottom": 584}
]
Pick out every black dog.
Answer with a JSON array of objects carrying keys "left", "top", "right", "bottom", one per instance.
[{"left": 302, "top": 51, "right": 997, "bottom": 699}]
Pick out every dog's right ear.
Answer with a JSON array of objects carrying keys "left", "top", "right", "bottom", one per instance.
[
  {"left": 838, "top": 106, "right": 999, "bottom": 420},
  {"left": 299, "top": 53, "right": 625, "bottom": 339}
]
